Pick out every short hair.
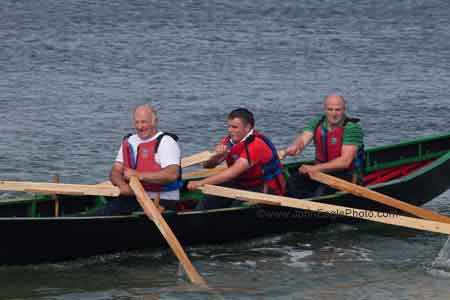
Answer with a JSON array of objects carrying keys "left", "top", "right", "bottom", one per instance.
[
  {"left": 324, "top": 94, "right": 346, "bottom": 109},
  {"left": 133, "top": 104, "right": 157, "bottom": 123},
  {"left": 228, "top": 108, "right": 255, "bottom": 128}
]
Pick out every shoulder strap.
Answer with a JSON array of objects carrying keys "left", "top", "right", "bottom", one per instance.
[
  {"left": 154, "top": 132, "right": 183, "bottom": 183},
  {"left": 243, "top": 134, "right": 255, "bottom": 165},
  {"left": 155, "top": 132, "right": 179, "bottom": 154},
  {"left": 122, "top": 133, "right": 133, "bottom": 141},
  {"left": 343, "top": 117, "right": 360, "bottom": 125},
  {"left": 314, "top": 116, "right": 326, "bottom": 133}
]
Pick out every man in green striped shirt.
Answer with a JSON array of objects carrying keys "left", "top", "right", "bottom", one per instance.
[{"left": 284, "top": 94, "right": 364, "bottom": 197}]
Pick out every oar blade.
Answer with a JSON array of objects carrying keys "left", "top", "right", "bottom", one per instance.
[{"left": 129, "top": 176, "right": 206, "bottom": 285}]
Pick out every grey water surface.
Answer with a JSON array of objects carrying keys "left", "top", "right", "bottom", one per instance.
[{"left": 1, "top": 0, "right": 450, "bottom": 299}]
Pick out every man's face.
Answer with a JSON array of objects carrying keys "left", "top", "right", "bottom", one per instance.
[
  {"left": 228, "top": 117, "right": 251, "bottom": 143},
  {"left": 134, "top": 109, "right": 156, "bottom": 139},
  {"left": 324, "top": 97, "right": 346, "bottom": 128}
]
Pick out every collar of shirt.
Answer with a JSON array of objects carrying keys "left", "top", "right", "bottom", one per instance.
[
  {"left": 135, "top": 131, "right": 163, "bottom": 143},
  {"left": 323, "top": 116, "right": 346, "bottom": 130},
  {"left": 229, "top": 129, "right": 254, "bottom": 145}
]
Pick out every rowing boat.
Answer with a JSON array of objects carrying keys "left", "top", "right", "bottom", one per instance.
[{"left": 1, "top": 132, "right": 450, "bottom": 264}]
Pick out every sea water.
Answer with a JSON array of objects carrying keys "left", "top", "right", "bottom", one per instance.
[{"left": 1, "top": 0, "right": 450, "bottom": 299}]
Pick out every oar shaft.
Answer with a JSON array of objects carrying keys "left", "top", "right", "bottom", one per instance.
[
  {"left": 199, "top": 184, "right": 450, "bottom": 235},
  {"left": 181, "top": 151, "right": 216, "bottom": 168},
  {"left": 129, "top": 177, "right": 206, "bottom": 285},
  {"left": 0, "top": 181, "right": 120, "bottom": 197},
  {"left": 309, "top": 171, "right": 450, "bottom": 224},
  {"left": 184, "top": 166, "right": 227, "bottom": 178}
]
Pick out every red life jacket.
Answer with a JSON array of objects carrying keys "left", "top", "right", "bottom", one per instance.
[
  {"left": 314, "top": 116, "right": 360, "bottom": 170},
  {"left": 122, "top": 133, "right": 182, "bottom": 192},
  {"left": 223, "top": 130, "right": 285, "bottom": 195}
]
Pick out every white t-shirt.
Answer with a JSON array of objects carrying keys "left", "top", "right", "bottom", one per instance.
[{"left": 115, "top": 131, "right": 181, "bottom": 200}]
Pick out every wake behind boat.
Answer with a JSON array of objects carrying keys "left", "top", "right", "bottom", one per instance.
[{"left": 1, "top": 132, "right": 450, "bottom": 265}]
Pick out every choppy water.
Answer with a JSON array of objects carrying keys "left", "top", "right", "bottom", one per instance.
[{"left": 1, "top": 0, "right": 450, "bottom": 299}]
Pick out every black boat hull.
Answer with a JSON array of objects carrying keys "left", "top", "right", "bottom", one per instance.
[{"left": 2, "top": 133, "right": 450, "bottom": 264}]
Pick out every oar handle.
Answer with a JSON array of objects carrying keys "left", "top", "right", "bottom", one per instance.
[{"left": 277, "top": 149, "right": 287, "bottom": 160}]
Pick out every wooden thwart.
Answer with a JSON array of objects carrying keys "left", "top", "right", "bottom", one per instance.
[
  {"left": 199, "top": 184, "right": 450, "bottom": 235},
  {"left": 309, "top": 171, "right": 450, "bottom": 224},
  {"left": 129, "top": 176, "right": 206, "bottom": 285},
  {"left": 0, "top": 181, "right": 120, "bottom": 197}
]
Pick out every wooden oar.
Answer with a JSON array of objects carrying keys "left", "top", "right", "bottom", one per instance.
[
  {"left": 128, "top": 176, "right": 206, "bottom": 285},
  {"left": 0, "top": 181, "right": 120, "bottom": 197},
  {"left": 52, "top": 175, "right": 60, "bottom": 217},
  {"left": 181, "top": 151, "right": 216, "bottom": 168},
  {"left": 184, "top": 165, "right": 228, "bottom": 178},
  {"left": 199, "top": 184, "right": 450, "bottom": 235},
  {"left": 95, "top": 181, "right": 115, "bottom": 187},
  {"left": 309, "top": 171, "right": 450, "bottom": 224}
]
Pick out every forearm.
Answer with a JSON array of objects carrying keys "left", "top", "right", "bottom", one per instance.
[
  {"left": 292, "top": 136, "right": 306, "bottom": 152},
  {"left": 138, "top": 166, "right": 180, "bottom": 184},
  {"left": 203, "top": 153, "right": 227, "bottom": 168},
  {"left": 313, "top": 145, "right": 358, "bottom": 173},
  {"left": 110, "top": 168, "right": 128, "bottom": 188},
  {"left": 199, "top": 159, "right": 248, "bottom": 186},
  {"left": 287, "top": 132, "right": 313, "bottom": 156},
  {"left": 200, "top": 168, "right": 239, "bottom": 186},
  {"left": 314, "top": 156, "right": 354, "bottom": 173}
]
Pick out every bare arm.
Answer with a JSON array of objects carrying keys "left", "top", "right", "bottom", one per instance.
[
  {"left": 110, "top": 162, "right": 133, "bottom": 195},
  {"left": 203, "top": 144, "right": 228, "bottom": 168},
  {"left": 285, "top": 131, "right": 314, "bottom": 156},
  {"left": 124, "top": 164, "right": 180, "bottom": 184},
  {"left": 300, "top": 144, "right": 358, "bottom": 174},
  {"left": 187, "top": 158, "right": 249, "bottom": 190}
]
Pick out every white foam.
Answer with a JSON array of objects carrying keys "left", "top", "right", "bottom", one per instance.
[
  {"left": 282, "top": 248, "right": 314, "bottom": 268},
  {"left": 428, "top": 237, "right": 450, "bottom": 278}
]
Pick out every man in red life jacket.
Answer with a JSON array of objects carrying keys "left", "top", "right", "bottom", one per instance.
[
  {"left": 187, "top": 108, "right": 285, "bottom": 210},
  {"left": 95, "top": 104, "right": 182, "bottom": 215},
  {"left": 284, "top": 94, "right": 364, "bottom": 198}
]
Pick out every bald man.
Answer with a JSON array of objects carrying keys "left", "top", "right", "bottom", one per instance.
[
  {"left": 284, "top": 94, "right": 364, "bottom": 198},
  {"left": 96, "top": 104, "right": 182, "bottom": 215}
]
